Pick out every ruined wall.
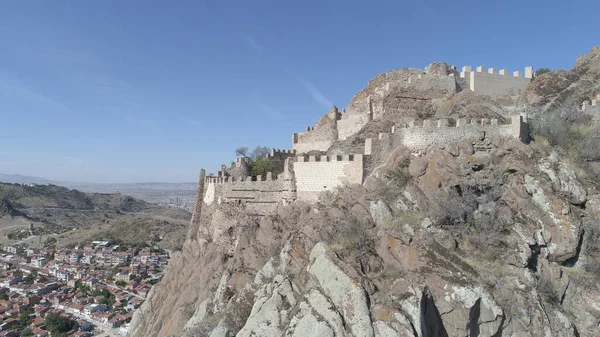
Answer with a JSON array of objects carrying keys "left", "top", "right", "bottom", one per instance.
[
  {"left": 400, "top": 116, "right": 524, "bottom": 150},
  {"left": 364, "top": 115, "right": 527, "bottom": 173},
  {"left": 203, "top": 173, "right": 289, "bottom": 216},
  {"left": 267, "top": 149, "right": 296, "bottom": 173},
  {"left": 203, "top": 158, "right": 297, "bottom": 216},
  {"left": 460, "top": 66, "right": 533, "bottom": 97},
  {"left": 338, "top": 96, "right": 374, "bottom": 140},
  {"left": 292, "top": 126, "right": 337, "bottom": 154},
  {"left": 293, "top": 154, "right": 364, "bottom": 202}
]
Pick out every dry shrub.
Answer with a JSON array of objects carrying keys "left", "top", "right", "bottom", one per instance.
[
  {"left": 531, "top": 107, "right": 600, "bottom": 176},
  {"left": 385, "top": 155, "right": 412, "bottom": 189},
  {"left": 431, "top": 185, "right": 479, "bottom": 227}
]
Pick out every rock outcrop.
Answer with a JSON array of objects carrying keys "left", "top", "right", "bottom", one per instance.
[{"left": 129, "top": 47, "right": 600, "bottom": 337}]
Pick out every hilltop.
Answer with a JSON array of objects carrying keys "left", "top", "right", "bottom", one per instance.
[
  {"left": 130, "top": 47, "right": 600, "bottom": 337},
  {"left": 0, "top": 182, "right": 191, "bottom": 251}
]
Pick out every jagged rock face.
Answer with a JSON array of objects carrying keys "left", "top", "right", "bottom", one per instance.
[
  {"left": 130, "top": 136, "right": 600, "bottom": 337},
  {"left": 345, "top": 64, "right": 459, "bottom": 122},
  {"left": 435, "top": 90, "right": 509, "bottom": 121},
  {"left": 425, "top": 62, "right": 456, "bottom": 76},
  {"left": 574, "top": 46, "right": 600, "bottom": 76},
  {"left": 522, "top": 47, "right": 600, "bottom": 110}
]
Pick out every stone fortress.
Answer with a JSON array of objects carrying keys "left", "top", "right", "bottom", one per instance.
[{"left": 201, "top": 64, "right": 535, "bottom": 215}]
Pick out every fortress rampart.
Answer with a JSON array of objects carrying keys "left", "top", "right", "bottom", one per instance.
[
  {"left": 203, "top": 159, "right": 296, "bottom": 215},
  {"left": 202, "top": 153, "right": 365, "bottom": 213},
  {"left": 364, "top": 115, "right": 528, "bottom": 168},
  {"left": 267, "top": 148, "right": 296, "bottom": 173},
  {"left": 337, "top": 97, "right": 373, "bottom": 140},
  {"left": 459, "top": 65, "right": 533, "bottom": 97},
  {"left": 292, "top": 154, "right": 364, "bottom": 202},
  {"left": 197, "top": 63, "right": 534, "bottom": 213}
]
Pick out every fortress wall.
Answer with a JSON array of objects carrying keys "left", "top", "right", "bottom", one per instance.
[
  {"left": 202, "top": 175, "right": 286, "bottom": 215},
  {"left": 293, "top": 154, "right": 364, "bottom": 202},
  {"left": 460, "top": 66, "right": 533, "bottom": 97},
  {"left": 268, "top": 149, "right": 296, "bottom": 173},
  {"left": 364, "top": 116, "right": 526, "bottom": 164},
  {"left": 399, "top": 116, "right": 524, "bottom": 151},
  {"left": 338, "top": 95, "right": 374, "bottom": 140},
  {"left": 337, "top": 113, "right": 371, "bottom": 140},
  {"left": 293, "top": 126, "right": 337, "bottom": 153}
]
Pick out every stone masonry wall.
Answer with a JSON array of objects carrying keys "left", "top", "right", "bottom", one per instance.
[
  {"left": 364, "top": 115, "right": 527, "bottom": 173},
  {"left": 293, "top": 126, "right": 337, "bottom": 154},
  {"left": 267, "top": 149, "right": 296, "bottom": 173},
  {"left": 338, "top": 96, "right": 373, "bottom": 140},
  {"left": 203, "top": 173, "right": 289, "bottom": 216},
  {"left": 460, "top": 65, "right": 533, "bottom": 97},
  {"left": 293, "top": 154, "right": 364, "bottom": 202},
  {"left": 337, "top": 114, "right": 371, "bottom": 141}
]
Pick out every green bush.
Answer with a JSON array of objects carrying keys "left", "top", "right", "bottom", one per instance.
[
  {"left": 45, "top": 313, "right": 77, "bottom": 334},
  {"left": 251, "top": 156, "right": 275, "bottom": 177},
  {"left": 535, "top": 68, "right": 551, "bottom": 76}
]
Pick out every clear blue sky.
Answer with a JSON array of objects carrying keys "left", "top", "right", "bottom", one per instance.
[{"left": 0, "top": 0, "right": 597, "bottom": 183}]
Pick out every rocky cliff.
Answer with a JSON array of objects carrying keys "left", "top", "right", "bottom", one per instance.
[{"left": 129, "top": 47, "right": 600, "bottom": 337}]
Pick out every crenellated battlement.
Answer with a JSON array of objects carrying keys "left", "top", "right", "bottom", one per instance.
[
  {"left": 365, "top": 115, "right": 527, "bottom": 155},
  {"left": 205, "top": 172, "right": 280, "bottom": 184},
  {"left": 270, "top": 148, "right": 296, "bottom": 156},
  {"left": 458, "top": 65, "right": 533, "bottom": 97},
  {"left": 459, "top": 65, "right": 534, "bottom": 79}
]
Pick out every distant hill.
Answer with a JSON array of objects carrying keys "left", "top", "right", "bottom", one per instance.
[
  {"left": 0, "top": 173, "right": 197, "bottom": 204},
  {"left": 0, "top": 173, "right": 53, "bottom": 185},
  {"left": 0, "top": 173, "right": 196, "bottom": 191},
  {"left": 0, "top": 182, "right": 191, "bottom": 250}
]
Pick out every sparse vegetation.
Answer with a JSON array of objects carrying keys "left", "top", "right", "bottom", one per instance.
[
  {"left": 531, "top": 107, "right": 600, "bottom": 176},
  {"left": 535, "top": 67, "right": 551, "bottom": 76},
  {"left": 235, "top": 145, "right": 274, "bottom": 177},
  {"left": 414, "top": 102, "right": 436, "bottom": 119},
  {"left": 318, "top": 189, "right": 340, "bottom": 207},
  {"left": 385, "top": 155, "right": 412, "bottom": 189},
  {"left": 251, "top": 156, "right": 275, "bottom": 177}
]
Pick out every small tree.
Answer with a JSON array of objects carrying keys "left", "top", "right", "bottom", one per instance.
[
  {"left": 251, "top": 156, "right": 275, "bottom": 177},
  {"left": 45, "top": 313, "right": 76, "bottom": 335},
  {"left": 235, "top": 147, "right": 248, "bottom": 158},
  {"left": 535, "top": 68, "right": 551, "bottom": 77},
  {"left": 250, "top": 146, "right": 270, "bottom": 161}
]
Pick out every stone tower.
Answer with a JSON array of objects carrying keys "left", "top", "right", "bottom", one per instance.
[{"left": 327, "top": 105, "right": 339, "bottom": 123}]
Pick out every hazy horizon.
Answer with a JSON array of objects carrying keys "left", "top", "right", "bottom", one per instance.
[{"left": 0, "top": 172, "right": 197, "bottom": 185}]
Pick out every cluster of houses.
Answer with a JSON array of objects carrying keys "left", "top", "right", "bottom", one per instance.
[{"left": 0, "top": 241, "right": 170, "bottom": 336}]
